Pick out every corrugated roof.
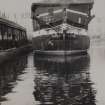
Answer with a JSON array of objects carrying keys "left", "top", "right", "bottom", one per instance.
[
  {"left": 0, "top": 17, "right": 26, "bottom": 31},
  {"left": 32, "top": 0, "right": 94, "bottom": 4}
]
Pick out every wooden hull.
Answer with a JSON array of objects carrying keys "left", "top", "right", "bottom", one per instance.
[
  {"left": 32, "top": 34, "right": 90, "bottom": 56},
  {"left": 34, "top": 50, "right": 88, "bottom": 56}
]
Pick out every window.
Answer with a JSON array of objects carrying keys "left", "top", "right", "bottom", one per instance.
[
  {"left": 78, "top": 17, "right": 82, "bottom": 24},
  {"left": 7, "top": 27, "right": 12, "bottom": 40}
]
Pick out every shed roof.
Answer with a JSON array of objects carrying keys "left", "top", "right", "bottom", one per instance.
[{"left": 0, "top": 17, "right": 26, "bottom": 31}]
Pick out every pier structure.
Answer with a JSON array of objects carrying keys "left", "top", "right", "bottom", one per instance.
[
  {"left": 0, "top": 17, "right": 28, "bottom": 50},
  {"left": 0, "top": 17, "right": 32, "bottom": 64}
]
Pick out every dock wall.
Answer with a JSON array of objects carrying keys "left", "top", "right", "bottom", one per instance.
[{"left": 0, "top": 44, "right": 33, "bottom": 64}]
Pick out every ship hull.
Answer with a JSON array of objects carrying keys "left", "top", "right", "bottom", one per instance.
[
  {"left": 34, "top": 50, "right": 88, "bottom": 56},
  {"left": 32, "top": 34, "right": 90, "bottom": 56}
]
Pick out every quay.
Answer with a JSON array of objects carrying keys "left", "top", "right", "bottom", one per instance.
[{"left": 0, "top": 44, "right": 32, "bottom": 64}]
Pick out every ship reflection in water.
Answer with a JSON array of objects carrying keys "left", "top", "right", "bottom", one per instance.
[
  {"left": 0, "top": 56, "right": 27, "bottom": 103},
  {"left": 33, "top": 54, "right": 96, "bottom": 105}
]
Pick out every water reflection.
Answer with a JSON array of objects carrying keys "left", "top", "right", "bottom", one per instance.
[
  {"left": 0, "top": 56, "right": 27, "bottom": 103},
  {"left": 34, "top": 54, "right": 96, "bottom": 105}
]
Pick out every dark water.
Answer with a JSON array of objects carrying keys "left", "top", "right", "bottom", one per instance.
[{"left": 0, "top": 46, "right": 105, "bottom": 105}]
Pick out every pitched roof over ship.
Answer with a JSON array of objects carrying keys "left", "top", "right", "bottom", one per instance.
[
  {"left": 0, "top": 17, "right": 26, "bottom": 31},
  {"left": 31, "top": 0, "right": 94, "bottom": 30},
  {"left": 31, "top": 0, "right": 94, "bottom": 14},
  {"left": 32, "top": 0, "right": 94, "bottom": 4}
]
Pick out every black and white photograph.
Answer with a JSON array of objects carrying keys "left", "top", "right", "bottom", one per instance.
[{"left": 0, "top": 0, "right": 105, "bottom": 105}]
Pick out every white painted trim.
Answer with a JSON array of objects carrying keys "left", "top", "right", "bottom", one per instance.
[
  {"left": 66, "top": 9, "right": 88, "bottom": 16},
  {"left": 37, "top": 9, "right": 62, "bottom": 17},
  {"left": 37, "top": 9, "right": 88, "bottom": 18},
  {"left": 34, "top": 50, "right": 88, "bottom": 56}
]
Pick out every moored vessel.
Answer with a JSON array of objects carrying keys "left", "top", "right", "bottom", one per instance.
[{"left": 31, "top": 0, "right": 94, "bottom": 55}]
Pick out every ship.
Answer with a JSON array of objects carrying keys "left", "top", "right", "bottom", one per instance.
[{"left": 31, "top": 0, "right": 94, "bottom": 56}]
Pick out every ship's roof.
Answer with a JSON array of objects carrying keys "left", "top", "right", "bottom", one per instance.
[
  {"left": 32, "top": 0, "right": 94, "bottom": 5},
  {"left": 31, "top": 0, "right": 94, "bottom": 30},
  {"left": 0, "top": 17, "right": 26, "bottom": 31}
]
